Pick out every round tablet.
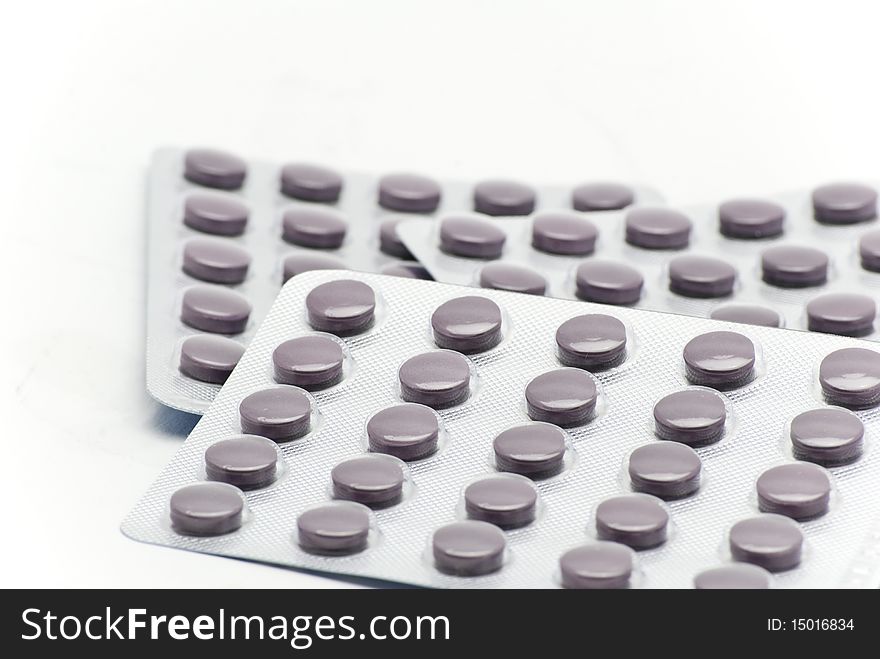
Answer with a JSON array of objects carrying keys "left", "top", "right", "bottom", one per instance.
[
  {"left": 820, "top": 347, "right": 880, "bottom": 408},
  {"left": 272, "top": 335, "right": 344, "bottom": 389},
  {"left": 628, "top": 443, "right": 702, "bottom": 499},
  {"left": 479, "top": 262, "right": 547, "bottom": 295},
  {"left": 555, "top": 313, "right": 627, "bottom": 370},
  {"left": 282, "top": 252, "right": 347, "bottom": 284},
  {"left": 790, "top": 408, "right": 864, "bottom": 466},
  {"left": 525, "top": 368, "right": 598, "bottom": 427},
  {"left": 531, "top": 211, "right": 598, "bottom": 255},
  {"left": 378, "top": 173, "right": 442, "bottom": 213},
  {"left": 653, "top": 389, "right": 727, "bottom": 446},
  {"left": 331, "top": 455, "right": 405, "bottom": 508},
  {"left": 181, "top": 286, "right": 251, "bottom": 334},
  {"left": 439, "top": 216, "right": 506, "bottom": 258},
  {"left": 183, "top": 194, "right": 249, "bottom": 236},
  {"left": 559, "top": 542, "right": 634, "bottom": 589},
  {"left": 812, "top": 182, "right": 877, "bottom": 224},
  {"left": 464, "top": 476, "right": 538, "bottom": 528},
  {"left": 493, "top": 422, "right": 567, "bottom": 478},
  {"left": 432, "top": 521, "right": 507, "bottom": 576},
  {"left": 574, "top": 260, "right": 643, "bottom": 305},
  {"left": 693, "top": 564, "right": 771, "bottom": 589},
  {"left": 184, "top": 148, "right": 247, "bottom": 190},
  {"left": 571, "top": 182, "right": 635, "bottom": 212},
  {"left": 297, "top": 502, "right": 371, "bottom": 555},
  {"left": 625, "top": 207, "right": 692, "bottom": 249},
  {"left": 205, "top": 435, "right": 278, "bottom": 489},
  {"left": 280, "top": 162, "right": 343, "bottom": 202},
  {"left": 859, "top": 229, "right": 880, "bottom": 272},
  {"left": 756, "top": 463, "right": 831, "bottom": 520},
  {"left": 169, "top": 483, "right": 244, "bottom": 536},
  {"left": 710, "top": 303, "right": 782, "bottom": 328},
  {"left": 380, "top": 262, "right": 432, "bottom": 279},
  {"left": 305, "top": 279, "right": 376, "bottom": 334},
  {"left": 431, "top": 296, "right": 503, "bottom": 353},
  {"left": 718, "top": 198, "right": 785, "bottom": 239},
  {"left": 179, "top": 335, "right": 245, "bottom": 384},
  {"left": 182, "top": 238, "right": 251, "bottom": 284},
  {"left": 729, "top": 514, "right": 803, "bottom": 572},
  {"left": 378, "top": 217, "right": 413, "bottom": 259},
  {"left": 761, "top": 245, "right": 828, "bottom": 288},
  {"left": 367, "top": 403, "right": 440, "bottom": 461},
  {"left": 239, "top": 386, "right": 312, "bottom": 441},
  {"left": 806, "top": 293, "right": 876, "bottom": 337},
  {"left": 668, "top": 255, "right": 736, "bottom": 298},
  {"left": 473, "top": 179, "right": 536, "bottom": 216},
  {"left": 398, "top": 351, "right": 471, "bottom": 408},
  {"left": 683, "top": 331, "right": 755, "bottom": 388},
  {"left": 282, "top": 207, "right": 347, "bottom": 249},
  {"left": 595, "top": 494, "right": 668, "bottom": 549}
]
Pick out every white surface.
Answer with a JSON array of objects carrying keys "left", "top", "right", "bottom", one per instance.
[{"left": 3, "top": 0, "right": 880, "bottom": 588}]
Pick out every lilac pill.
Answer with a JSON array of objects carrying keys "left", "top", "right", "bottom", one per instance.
[
  {"left": 756, "top": 463, "right": 831, "bottom": 520},
  {"left": 761, "top": 245, "right": 828, "bottom": 288},
  {"left": 239, "top": 386, "right": 312, "bottom": 441},
  {"left": 790, "top": 408, "right": 864, "bottom": 466},
  {"left": 473, "top": 180, "right": 536, "bottom": 216},
  {"left": 398, "top": 351, "right": 471, "bottom": 408},
  {"left": 625, "top": 207, "right": 692, "bottom": 249},
  {"left": 378, "top": 173, "right": 442, "bottom": 213},
  {"left": 819, "top": 347, "right": 880, "bottom": 408},
  {"left": 280, "top": 163, "right": 343, "bottom": 202},
  {"left": 858, "top": 229, "right": 880, "bottom": 272},
  {"left": 668, "top": 255, "right": 736, "bottom": 298},
  {"left": 331, "top": 455, "right": 405, "bottom": 508},
  {"left": 305, "top": 279, "right": 376, "bottom": 334},
  {"left": 493, "top": 422, "right": 567, "bottom": 478},
  {"left": 710, "top": 303, "right": 782, "bottom": 328},
  {"left": 184, "top": 148, "right": 247, "bottom": 190},
  {"left": 182, "top": 238, "right": 251, "bottom": 284},
  {"left": 273, "top": 335, "right": 344, "bottom": 390},
  {"left": 595, "top": 494, "right": 668, "bottom": 549},
  {"left": 169, "top": 483, "right": 244, "bottom": 536},
  {"left": 729, "top": 514, "right": 803, "bottom": 572},
  {"left": 181, "top": 286, "right": 251, "bottom": 334},
  {"left": 464, "top": 475, "right": 538, "bottom": 528},
  {"left": 205, "top": 435, "right": 278, "bottom": 489},
  {"left": 431, "top": 296, "right": 503, "bottom": 353},
  {"left": 653, "top": 389, "right": 727, "bottom": 446},
  {"left": 718, "top": 199, "right": 785, "bottom": 239},
  {"left": 571, "top": 182, "right": 635, "bottom": 212},
  {"left": 366, "top": 403, "right": 440, "bottom": 461},
  {"left": 812, "top": 182, "right": 877, "bottom": 224},
  {"left": 556, "top": 313, "right": 627, "bottom": 370},
  {"left": 479, "top": 262, "right": 547, "bottom": 295},
  {"left": 297, "top": 502, "right": 371, "bottom": 555},
  {"left": 559, "top": 542, "right": 634, "bottom": 589},
  {"left": 379, "top": 217, "right": 413, "bottom": 259},
  {"left": 574, "top": 260, "right": 643, "bottom": 305},
  {"left": 439, "top": 216, "right": 506, "bottom": 259},
  {"left": 282, "top": 252, "right": 347, "bottom": 284},
  {"left": 531, "top": 211, "right": 598, "bottom": 255},
  {"left": 525, "top": 368, "right": 598, "bottom": 427},
  {"left": 282, "top": 207, "right": 347, "bottom": 249},
  {"left": 693, "top": 564, "right": 771, "bottom": 589},
  {"left": 806, "top": 293, "right": 876, "bottom": 337},
  {"left": 683, "top": 331, "right": 755, "bottom": 389},
  {"left": 380, "top": 262, "right": 433, "bottom": 279},
  {"left": 432, "top": 521, "right": 507, "bottom": 576},
  {"left": 628, "top": 442, "right": 702, "bottom": 499},
  {"left": 183, "top": 194, "right": 249, "bottom": 236},
  {"left": 179, "top": 335, "right": 245, "bottom": 384}
]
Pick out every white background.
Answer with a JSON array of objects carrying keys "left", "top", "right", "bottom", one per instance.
[{"left": 3, "top": 0, "right": 880, "bottom": 587}]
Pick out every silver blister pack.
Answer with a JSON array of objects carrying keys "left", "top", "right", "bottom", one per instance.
[
  {"left": 125, "top": 270, "right": 880, "bottom": 588},
  {"left": 146, "top": 147, "right": 660, "bottom": 413},
  {"left": 398, "top": 184, "right": 880, "bottom": 340}
]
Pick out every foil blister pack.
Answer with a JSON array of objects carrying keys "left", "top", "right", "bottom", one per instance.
[
  {"left": 125, "top": 270, "right": 880, "bottom": 588},
  {"left": 398, "top": 183, "right": 880, "bottom": 339},
  {"left": 145, "top": 147, "right": 659, "bottom": 413}
]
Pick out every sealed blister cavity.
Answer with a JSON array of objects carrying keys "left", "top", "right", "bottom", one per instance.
[
  {"left": 693, "top": 564, "right": 771, "bottom": 589},
  {"left": 812, "top": 182, "right": 877, "bottom": 224},
  {"left": 653, "top": 388, "right": 727, "bottom": 446},
  {"left": 178, "top": 335, "right": 245, "bottom": 384},
  {"left": 381, "top": 262, "right": 432, "bottom": 280},
  {"left": 280, "top": 163, "right": 343, "bottom": 202},
  {"left": 306, "top": 279, "right": 375, "bottom": 335},
  {"left": 182, "top": 238, "right": 251, "bottom": 285},
  {"left": 556, "top": 313, "right": 628, "bottom": 370},
  {"left": 668, "top": 255, "right": 736, "bottom": 298},
  {"left": 366, "top": 403, "right": 440, "bottom": 461},
  {"left": 858, "top": 229, "right": 880, "bottom": 272},
  {"left": 272, "top": 334, "right": 344, "bottom": 390},
  {"left": 473, "top": 180, "right": 536, "bottom": 216},
  {"left": 282, "top": 252, "right": 347, "bottom": 284},
  {"left": 628, "top": 443, "right": 702, "bottom": 499},
  {"left": 683, "top": 331, "right": 756, "bottom": 389},
  {"left": 595, "top": 494, "right": 669, "bottom": 549},
  {"left": 572, "top": 182, "right": 635, "bottom": 212},
  {"left": 525, "top": 368, "right": 599, "bottom": 427},
  {"left": 439, "top": 216, "right": 506, "bottom": 258},
  {"left": 181, "top": 286, "right": 251, "bottom": 334},
  {"left": 184, "top": 148, "right": 247, "bottom": 190},
  {"left": 789, "top": 408, "right": 864, "bottom": 466},
  {"left": 819, "top": 347, "right": 880, "bottom": 408},
  {"left": 205, "top": 435, "right": 279, "bottom": 489},
  {"left": 575, "top": 260, "right": 643, "bottom": 305},
  {"left": 297, "top": 502, "right": 372, "bottom": 555},
  {"left": 183, "top": 194, "right": 249, "bottom": 236},
  {"left": 806, "top": 293, "right": 875, "bottom": 337},
  {"left": 239, "top": 386, "right": 312, "bottom": 441},
  {"left": 398, "top": 350, "right": 472, "bottom": 409},
  {"left": 493, "top": 422, "right": 568, "bottom": 478},
  {"left": 761, "top": 245, "right": 828, "bottom": 288},
  {"left": 282, "top": 207, "right": 347, "bottom": 248},
  {"left": 462, "top": 474, "right": 538, "bottom": 529},
  {"left": 432, "top": 521, "right": 507, "bottom": 576},
  {"left": 710, "top": 303, "right": 782, "bottom": 328},
  {"left": 331, "top": 455, "right": 406, "bottom": 508},
  {"left": 379, "top": 217, "right": 414, "bottom": 259},
  {"left": 169, "top": 482, "right": 245, "bottom": 536},
  {"left": 478, "top": 262, "right": 547, "bottom": 295},
  {"left": 718, "top": 199, "right": 785, "bottom": 239},
  {"left": 431, "top": 296, "right": 503, "bottom": 353},
  {"left": 755, "top": 463, "right": 831, "bottom": 520},
  {"left": 379, "top": 173, "right": 442, "bottom": 213},
  {"left": 625, "top": 207, "right": 692, "bottom": 249},
  {"left": 728, "top": 514, "right": 803, "bottom": 572},
  {"left": 558, "top": 542, "right": 634, "bottom": 589},
  {"left": 532, "top": 211, "right": 598, "bottom": 255}
]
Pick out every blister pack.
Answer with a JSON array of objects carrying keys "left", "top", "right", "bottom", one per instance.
[
  {"left": 146, "top": 147, "right": 659, "bottom": 413},
  {"left": 125, "top": 270, "right": 880, "bottom": 588},
  {"left": 398, "top": 183, "right": 880, "bottom": 340}
]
